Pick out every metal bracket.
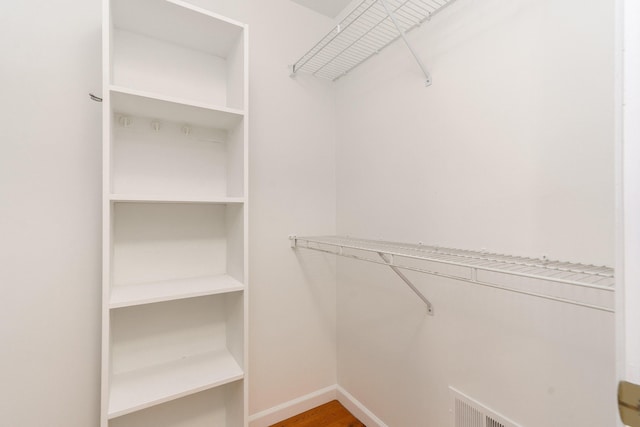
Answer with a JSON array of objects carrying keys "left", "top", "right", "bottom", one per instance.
[
  {"left": 619, "top": 381, "right": 640, "bottom": 426},
  {"left": 378, "top": 252, "right": 434, "bottom": 315},
  {"left": 378, "top": 0, "right": 432, "bottom": 86},
  {"left": 290, "top": 236, "right": 434, "bottom": 315}
]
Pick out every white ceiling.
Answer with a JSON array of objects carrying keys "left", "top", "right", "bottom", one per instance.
[{"left": 290, "top": 0, "right": 353, "bottom": 18}]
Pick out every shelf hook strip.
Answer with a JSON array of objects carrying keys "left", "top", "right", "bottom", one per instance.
[
  {"left": 378, "top": 252, "right": 435, "bottom": 315},
  {"left": 378, "top": 0, "right": 432, "bottom": 86}
]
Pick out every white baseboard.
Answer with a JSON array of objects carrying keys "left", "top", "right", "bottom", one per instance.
[
  {"left": 248, "top": 384, "right": 387, "bottom": 427},
  {"left": 337, "top": 386, "right": 388, "bottom": 427},
  {"left": 248, "top": 385, "right": 338, "bottom": 427}
]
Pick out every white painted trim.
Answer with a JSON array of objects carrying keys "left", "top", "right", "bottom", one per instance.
[
  {"left": 337, "top": 386, "right": 389, "bottom": 427},
  {"left": 614, "top": 0, "right": 625, "bottom": 425},
  {"left": 100, "top": 1, "right": 112, "bottom": 425},
  {"left": 248, "top": 385, "right": 338, "bottom": 427},
  {"left": 623, "top": 0, "right": 640, "bottom": 386},
  {"left": 616, "top": 1, "right": 640, "bottom": 424},
  {"left": 247, "top": 384, "right": 389, "bottom": 427}
]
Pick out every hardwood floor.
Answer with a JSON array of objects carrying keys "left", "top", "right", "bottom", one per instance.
[{"left": 269, "top": 400, "right": 366, "bottom": 427}]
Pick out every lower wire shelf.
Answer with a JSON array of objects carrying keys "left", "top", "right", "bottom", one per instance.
[{"left": 290, "top": 235, "right": 615, "bottom": 313}]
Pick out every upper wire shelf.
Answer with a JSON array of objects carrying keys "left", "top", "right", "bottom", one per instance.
[
  {"left": 290, "top": 0, "right": 457, "bottom": 83},
  {"left": 291, "top": 236, "right": 615, "bottom": 313}
]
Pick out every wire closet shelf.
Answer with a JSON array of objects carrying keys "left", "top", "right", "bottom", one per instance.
[
  {"left": 290, "top": 0, "right": 456, "bottom": 82},
  {"left": 290, "top": 236, "right": 615, "bottom": 313}
]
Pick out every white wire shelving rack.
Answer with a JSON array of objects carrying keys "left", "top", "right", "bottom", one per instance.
[
  {"left": 290, "top": 236, "right": 615, "bottom": 314},
  {"left": 290, "top": 0, "right": 457, "bottom": 85}
]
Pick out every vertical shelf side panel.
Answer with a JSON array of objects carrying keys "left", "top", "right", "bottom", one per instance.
[
  {"left": 240, "top": 24, "right": 249, "bottom": 427},
  {"left": 224, "top": 381, "right": 245, "bottom": 427},
  {"left": 226, "top": 31, "right": 245, "bottom": 111},
  {"left": 225, "top": 204, "right": 245, "bottom": 284},
  {"left": 225, "top": 206, "right": 245, "bottom": 401},
  {"left": 224, "top": 292, "right": 245, "bottom": 373},
  {"left": 226, "top": 120, "right": 245, "bottom": 199},
  {"left": 102, "top": 0, "right": 114, "bottom": 426}
]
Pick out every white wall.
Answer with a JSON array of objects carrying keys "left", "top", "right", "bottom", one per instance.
[
  {"left": 234, "top": 0, "right": 340, "bottom": 416},
  {"left": 335, "top": 0, "right": 614, "bottom": 265},
  {"left": 0, "top": 1, "right": 103, "bottom": 426},
  {"left": 334, "top": 0, "right": 616, "bottom": 425},
  {"left": 0, "top": 0, "right": 339, "bottom": 425}
]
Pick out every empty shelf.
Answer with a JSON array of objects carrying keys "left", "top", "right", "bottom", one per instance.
[
  {"left": 112, "top": 0, "right": 244, "bottom": 58},
  {"left": 110, "top": 194, "right": 245, "bottom": 204},
  {"left": 291, "top": 236, "right": 615, "bottom": 312},
  {"left": 108, "top": 349, "right": 244, "bottom": 419},
  {"left": 110, "top": 275, "right": 245, "bottom": 308},
  {"left": 110, "top": 86, "right": 244, "bottom": 130},
  {"left": 291, "top": 0, "right": 457, "bottom": 81}
]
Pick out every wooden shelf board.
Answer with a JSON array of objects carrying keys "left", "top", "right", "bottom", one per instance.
[
  {"left": 110, "top": 194, "right": 245, "bottom": 204},
  {"left": 108, "top": 350, "right": 244, "bottom": 419},
  {"left": 110, "top": 274, "right": 244, "bottom": 309},
  {"left": 112, "top": 0, "right": 244, "bottom": 58},
  {"left": 110, "top": 85, "right": 244, "bottom": 130}
]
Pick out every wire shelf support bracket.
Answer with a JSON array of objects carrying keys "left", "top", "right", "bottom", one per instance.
[
  {"left": 289, "top": 235, "right": 616, "bottom": 314},
  {"left": 378, "top": 251, "right": 435, "bottom": 314},
  {"left": 289, "top": 0, "right": 458, "bottom": 86},
  {"left": 378, "top": 0, "right": 431, "bottom": 86}
]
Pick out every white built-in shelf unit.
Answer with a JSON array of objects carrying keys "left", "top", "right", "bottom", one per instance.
[
  {"left": 290, "top": 0, "right": 457, "bottom": 84},
  {"left": 291, "top": 236, "right": 615, "bottom": 313},
  {"left": 102, "top": 0, "right": 248, "bottom": 426}
]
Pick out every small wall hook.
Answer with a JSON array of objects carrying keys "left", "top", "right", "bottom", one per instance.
[
  {"left": 118, "top": 116, "right": 132, "bottom": 127},
  {"left": 151, "top": 120, "right": 161, "bottom": 132}
]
